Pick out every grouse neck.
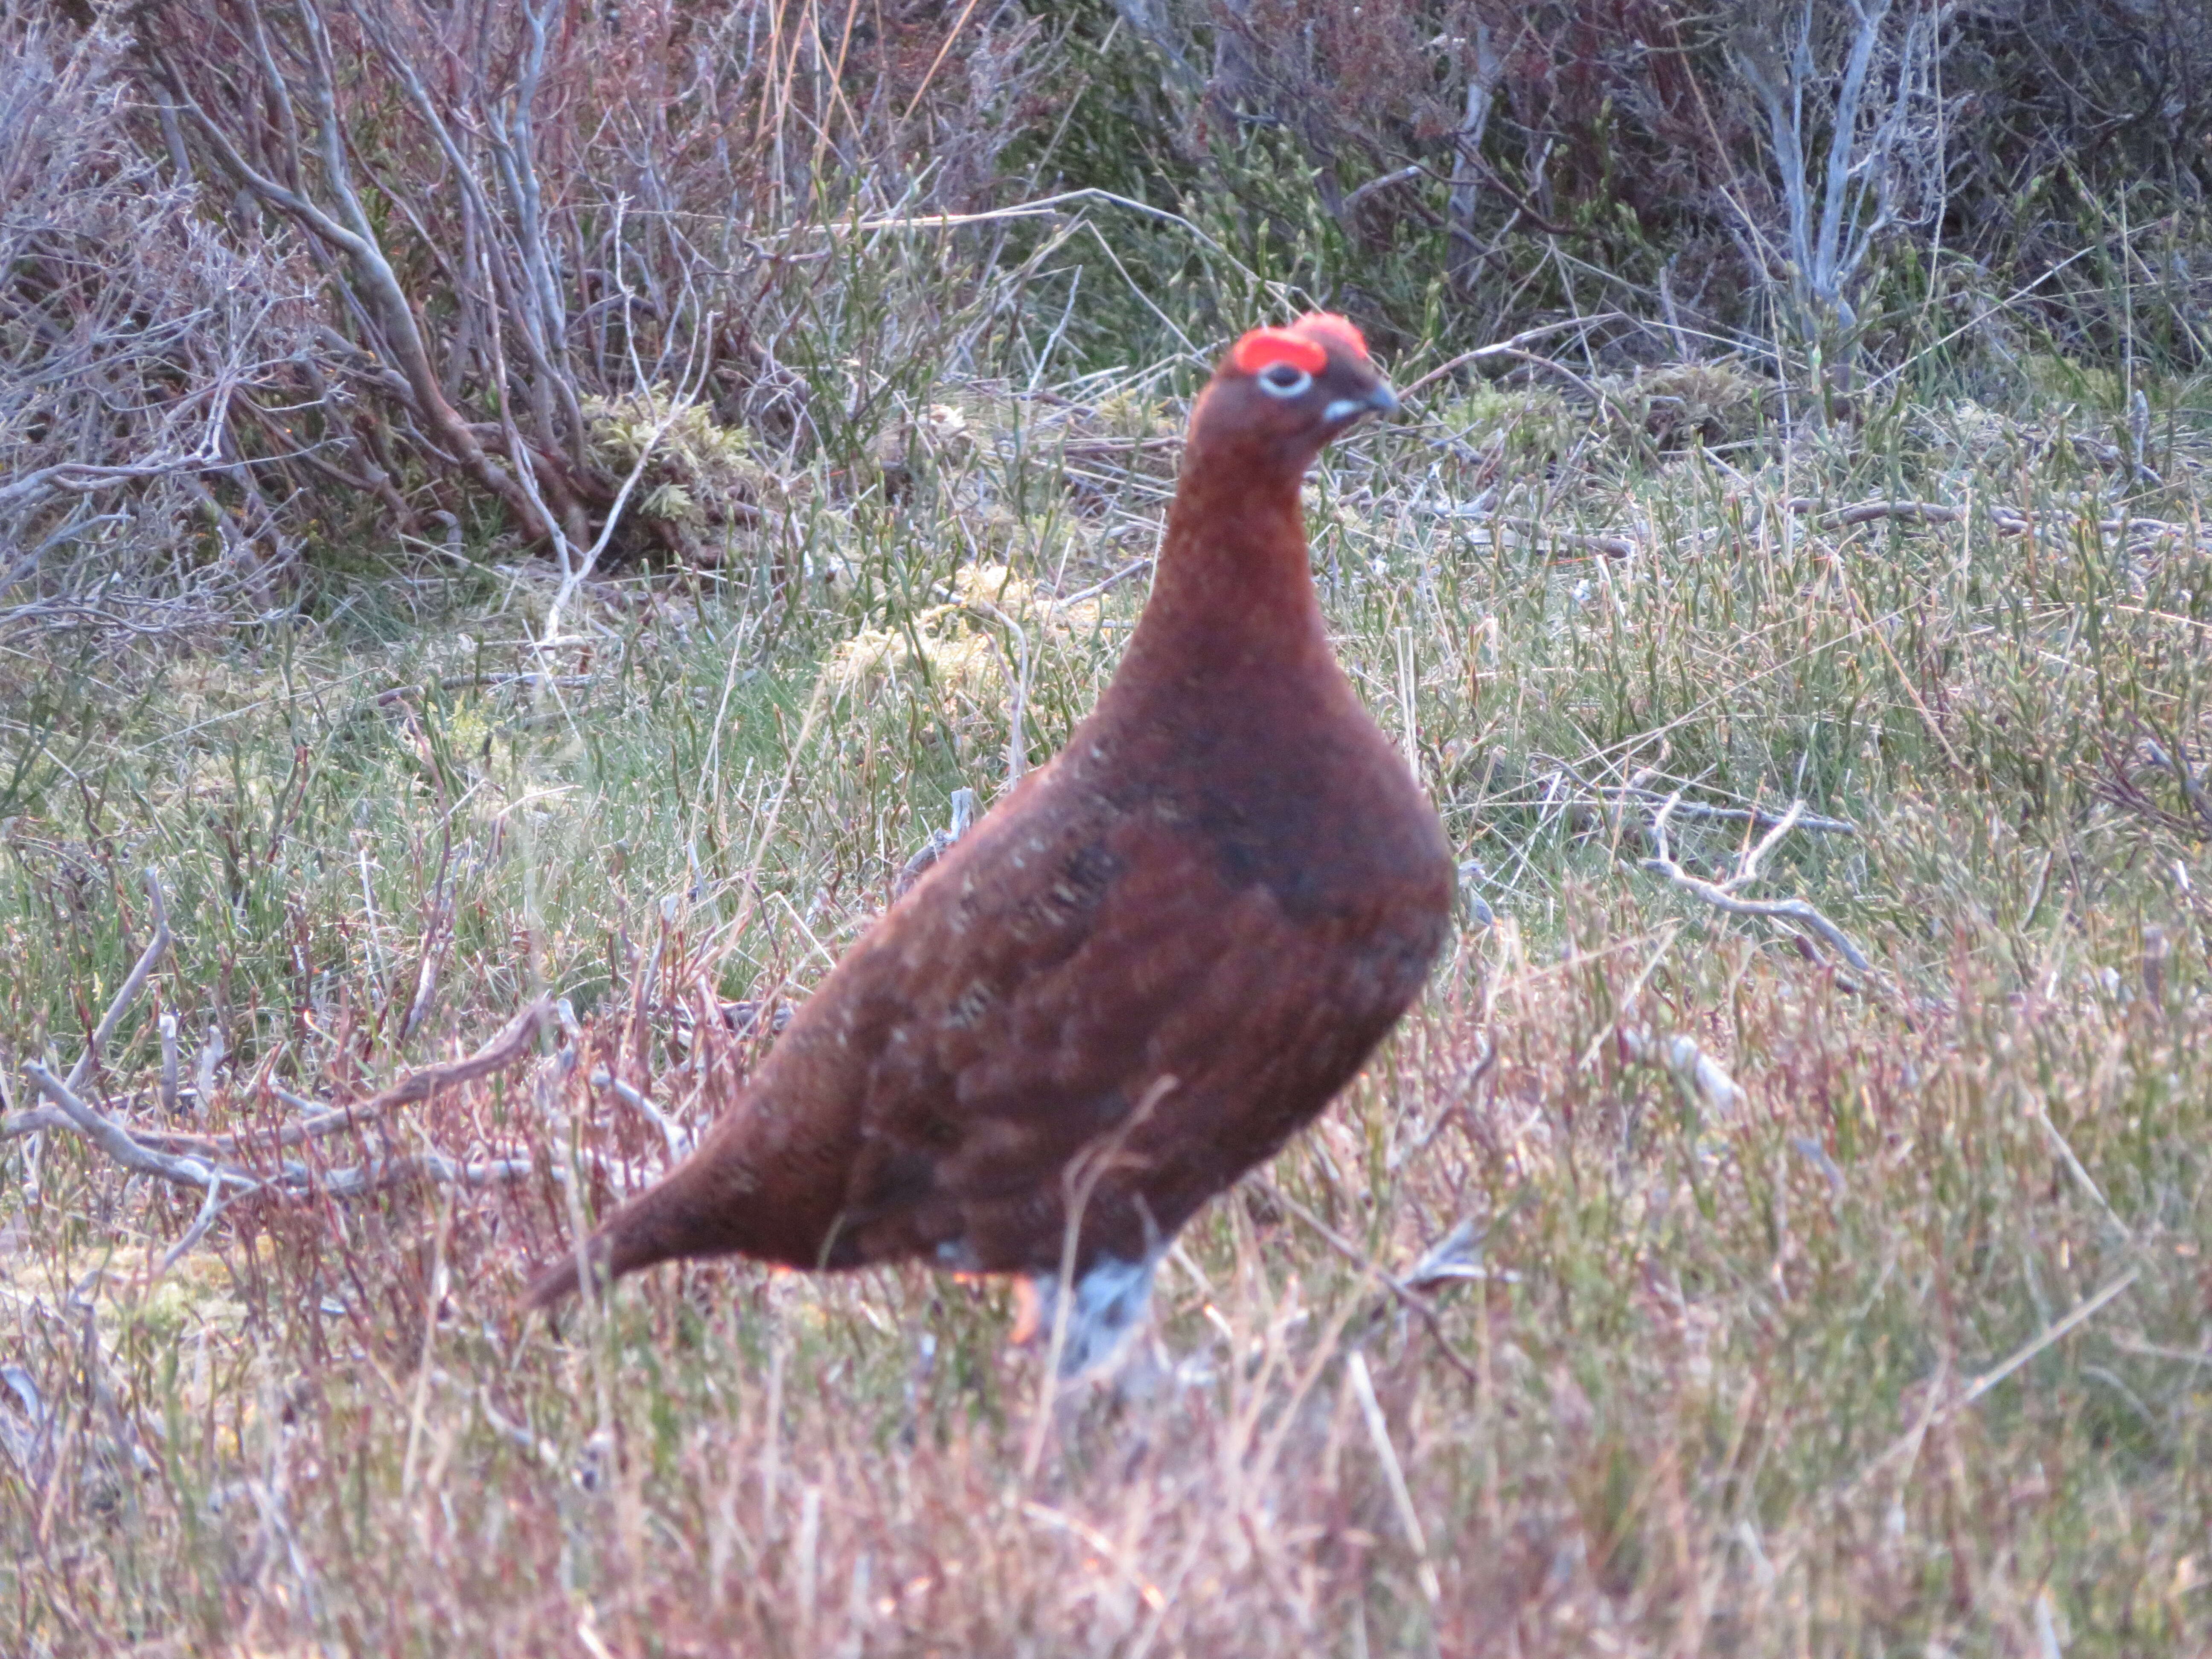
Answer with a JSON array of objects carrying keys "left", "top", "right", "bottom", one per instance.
[{"left": 1129, "top": 431, "right": 1326, "bottom": 669}]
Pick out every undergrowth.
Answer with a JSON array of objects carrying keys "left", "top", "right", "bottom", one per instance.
[{"left": 5, "top": 201, "right": 2212, "bottom": 1659}]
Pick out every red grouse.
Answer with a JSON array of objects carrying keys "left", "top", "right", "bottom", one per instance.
[{"left": 525, "top": 315, "right": 1455, "bottom": 1370}]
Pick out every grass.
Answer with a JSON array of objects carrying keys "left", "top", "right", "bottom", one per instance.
[{"left": 3, "top": 309, "right": 2210, "bottom": 1654}]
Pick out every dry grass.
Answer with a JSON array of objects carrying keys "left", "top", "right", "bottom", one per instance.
[{"left": 3, "top": 317, "right": 2211, "bottom": 1655}]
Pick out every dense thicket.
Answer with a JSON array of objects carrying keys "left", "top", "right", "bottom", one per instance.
[{"left": 4, "top": 0, "right": 2208, "bottom": 637}]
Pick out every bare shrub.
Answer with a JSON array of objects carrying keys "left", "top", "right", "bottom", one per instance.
[
  {"left": 6, "top": 0, "right": 1054, "bottom": 650},
  {"left": 1722, "top": 0, "right": 1957, "bottom": 388},
  {"left": 1086, "top": 0, "right": 2208, "bottom": 380},
  {"left": 0, "top": 20, "right": 315, "bottom": 646},
  {"left": 1959, "top": 0, "right": 2212, "bottom": 192}
]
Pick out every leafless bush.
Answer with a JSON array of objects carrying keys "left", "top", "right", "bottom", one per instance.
[
  {"left": 129, "top": 0, "right": 1049, "bottom": 582},
  {"left": 1723, "top": 0, "right": 1957, "bottom": 381},
  {"left": 1115, "top": 0, "right": 2205, "bottom": 373},
  {"left": 1958, "top": 0, "right": 2212, "bottom": 192},
  {"left": 0, "top": 20, "right": 315, "bottom": 646},
  {"left": 4, "top": 0, "right": 1053, "bottom": 652}
]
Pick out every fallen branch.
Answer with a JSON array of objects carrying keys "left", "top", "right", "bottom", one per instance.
[
  {"left": 1786, "top": 496, "right": 2206, "bottom": 543},
  {"left": 21, "top": 1064, "right": 254, "bottom": 1193},
  {"left": 205, "top": 1000, "right": 556, "bottom": 1158},
  {"left": 16, "top": 1001, "right": 558, "bottom": 1221},
  {"left": 13, "top": 998, "right": 559, "bottom": 1158},
  {"left": 1536, "top": 757, "right": 1857, "bottom": 836},
  {"left": 1339, "top": 163, "right": 1426, "bottom": 220},
  {"left": 1641, "top": 795, "right": 1872, "bottom": 973},
  {"left": 1422, "top": 509, "right": 1640, "bottom": 560},
  {"left": 1643, "top": 854, "right": 1870, "bottom": 972},
  {"left": 319, "top": 1151, "right": 538, "bottom": 1199},
  {"left": 1499, "top": 516, "right": 1639, "bottom": 560},
  {"left": 1834, "top": 498, "right": 1960, "bottom": 526}
]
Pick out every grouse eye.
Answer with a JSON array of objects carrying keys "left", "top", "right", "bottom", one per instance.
[{"left": 1257, "top": 361, "right": 1312, "bottom": 399}]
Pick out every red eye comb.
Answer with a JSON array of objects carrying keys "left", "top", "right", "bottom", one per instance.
[
  {"left": 1231, "top": 328, "right": 1328, "bottom": 376},
  {"left": 1297, "top": 313, "right": 1369, "bottom": 360}
]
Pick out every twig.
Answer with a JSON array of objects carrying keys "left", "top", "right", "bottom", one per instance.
[
  {"left": 192, "top": 999, "right": 556, "bottom": 1158},
  {"left": 965, "top": 597, "right": 1033, "bottom": 786},
  {"left": 67, "top": 869, "right": 172, "bottom": 1092},
  {"left": 2107, "top": 1333, "right": 2212, "bottom": 1368},
  {"left": 317, "top": 1151, "right": 538, "bottom": 1198},
  {"left": 1347, "top": 1352, "right": 1442, "bottom": 1607},
  {"left": 194, "top": 1022, "right": 225, "bottom": 1111},
  {"left": 23, "top": 998, "right": 553, "bottom": 1249},
  {"left": 592, "top": 1069, "right": 687, "bottom": 1164},
  {"left": 2031, "top": 1104, "right": 2131, "bottom": 1241},
  {"left": 1339, "top": 164, "right": 1426, "bottom": 220},
  {"left": 1535, "top": 758, "right": 1856, "bottom": 835},
  {"left": 1837, "top": 1270, "right": 2139, "bottom": 1501},
  {"left": 892, "top": 789, "right": 979, "bottom": 899},
  {"left": 1422, "top": 505, "right": 1642, "bottom": 560},
  {"left": 1642, "top": 795, "right": 1871, "bottom": 972},
  {"left": 1399, "top": 314, "right": 1628, "bottom": 401},
  {"left": 1784, "top": 495, "right": 2202, "bottom": 544},
  {"left": 896, "top": 0, "right": 990, "bottom": 122},
  {"left": 157, "top": 1172, "right": 245, "bottom": 1275},
  {"left": 9, "top": 1000, "right": 556, "bottom": 1161},
  {"left": 1642, "top": 854, "right": 1869, "bottom": 972},
  {"left": 1259, "top": 1182, "right": 1484, "bottom": 1390},
  {"left": 158, "top": 1012, "right": 180, "bottom": 1116},
  {"left": 1840, "top": 498, "right": 1958, "bottom": 526},
  {"left": 1051, "top": 558, "right": 1152, "bottom": 608},
  {"left": 1496, "top": 516, "right": 1639, "bottom": 560}
]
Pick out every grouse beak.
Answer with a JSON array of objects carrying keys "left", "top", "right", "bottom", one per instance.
[{"left": 1322, "top": 381, "right": 1400, "bottom": 430}]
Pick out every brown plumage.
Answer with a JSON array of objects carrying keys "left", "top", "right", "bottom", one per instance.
[{"left": 523, "top": 314, "right": 1455, "bottom": 1370}]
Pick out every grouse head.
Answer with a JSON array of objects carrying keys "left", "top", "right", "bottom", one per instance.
[{"left": 1188, "top": 312, "right": 1399, "bottom": 478}]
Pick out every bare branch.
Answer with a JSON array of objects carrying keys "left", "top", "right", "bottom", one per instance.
[
  {"left": 21, "top": 1063, "right": 255, "bottom": 1193},
  {"left": 965, "top": 597, "right": 1034, "bottom": 786},
  {"left": 67, "top": 870, "right": 172, "bottom": 1092},
  {"left": 17, "top": 995, "right": 558, "bottom": 1268},
  {"left": 591, "top": 1070, "right": 689, "bottom": 1165},
  {"left": 193, "top": 999, "right": 556, "bottom": 1159},
  {"left": 1340, "top": 164, "right": 1425, "bottom": 222},
  {"left": 1642, "top": 793, "right": 1871, "bottom": 972},
  {"left": 1258, "top": 1181, "right": 1484, "bottom": 1391},
  {"left": 1536, "top": 757, "right": 1858, "bottom": 836},
  {"left": 9, "top": 998, "right": 555, "bottom": 1164},
  {"left": 317, "top": 1152, "right": 538, "bottom": 1199}
]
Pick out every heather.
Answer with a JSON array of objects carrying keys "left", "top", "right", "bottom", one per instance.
[{"left": 3, "top": 2, "right": 2209, "bottom": 1653}]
